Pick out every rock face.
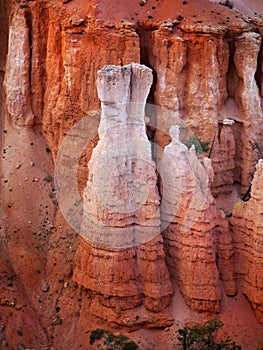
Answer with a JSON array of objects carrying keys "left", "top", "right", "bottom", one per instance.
[
  {"left": 213, "top": 210, "right": 237, "bottom": 297},
  {"left": 4, "top": 5, "right": 34, "bottom": 126},
  {"left": 43, "top": 6, "right": 140, "bottom": 156},
  {"left": 160, "top": 126, "right": 221, "bottom": 312},
  {"left": 231, "top": 160, "right": 263, "bottom": 323},
  {"left": 233, "top": 32, "right": 263, "bottom": 194},
  {"left": 211, "top": 119, "right": 236, "bottom": 195},
  {"left": 80, "top": 64, "right": 161, "bottom": 248},
  {"left": 141, "top": 16, "right": 263, "bottom": 198},
  {"left": 1, "top": 0, "right": 263, "bottom": 348},
  {"left": 159, "top": 124, "right": 237, "bottom": 308},
  {"left": 73, "top": 63, "right": 173, "bottom": 327}
]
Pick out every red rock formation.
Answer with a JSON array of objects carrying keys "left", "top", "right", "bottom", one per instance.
[
  {"left": 43, "top": 9, "right": 140, "bottom": 156},
  {"left": 0, "top": 0, "right": 263, "bottom": 348},
  {"left": 4, "top": 5, "right": 34, "bottom": 126},
  {"left": 73, "top": 63, "right": 173, "bottom": 327},
  {"left": 137, "top": 10, "right": 263, "bottom": 199},
  {"left": 231, "top": 160, "right": 263, "bottom": 323},
  {"left": 211, "top": 119, "right": 236, "bottom": 196},
  {"left": 213, "top": 209, "right": 237, "bottom": 297},
  {"left": 160, "top": 126, "right": 221, "bottom": 312},
  {"left": 233, "top": 32, "right": 263, "bottom": 194}
]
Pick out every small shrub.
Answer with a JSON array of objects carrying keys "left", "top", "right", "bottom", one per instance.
[
  {"left": 184, "top": 134, "right": 210, "bottom": 153},
  {"left": 49, "top": 191, "right": 55, "bottom": 198},
  {"left": 44, "top": 174, "right": 53, "bottom": 183},
  {"left": 17, "top": 328, "right": 23, "bottom": 337},
  {"left": 90, "top": 329, "right": 105, "bottom": 345},
  {"left": 90, "top": 329, "right": 139, "bottom": 349},
  {"left": 123, "top": 342, "right": 139, "bottom": 350},
  {"left": 219, "top": 0, "right": 233, "bottom": 9},
  {"left": 177, "top": 318, "right": 242, "bottom": 349}
]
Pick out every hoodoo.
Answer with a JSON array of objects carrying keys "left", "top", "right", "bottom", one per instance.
[{"left": 0, "top": 0, "right": 263, "bottom": 348}]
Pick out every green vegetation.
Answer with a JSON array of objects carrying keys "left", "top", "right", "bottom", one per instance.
[
  {"left": 177, "top": 318, "right": 241, "bottom": 350},
  {"left": 43, "top": 174, "right": 53, "bottom": 183},
  {"left": 219, "top": 0, "right": 233, "bottom": 9},
  {"left": 17, "top": 328, "right": 23, "bottom": 337},
  {"left": 184, "top": 134, "right": 210, "bottom": 153},
  {"left": 90, "top": 329, "right": 139, "bottom": 350}
]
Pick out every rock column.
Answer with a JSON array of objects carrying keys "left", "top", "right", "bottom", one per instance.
[
  {"left": 234, "top": 32, "right": 263, "bottom": 194},
  {"left": 73, "top": 63, "right": 173, "bottom": 328},
  {"left": 160, "top": 126, "right": 221, "bottom": 312},
  {"left": 4, "top": 5, "right": 34, "bottom": 126},
  {"left": 231, "top": 160, "right": 263, "bottom": 323}
]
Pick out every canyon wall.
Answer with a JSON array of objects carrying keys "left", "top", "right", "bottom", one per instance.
[{"left": 0, "top": 0, "right": 263, "bottom": 348}]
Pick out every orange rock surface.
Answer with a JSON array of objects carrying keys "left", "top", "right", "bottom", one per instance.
[
  {"left": 231, "top": 160, "right": 263, "bottom": 323},
  {"left": 73, "top": 63, "right": 173, "bottom": 327},
  {"left": 160, "top": 127, "right": 221, "bottom": 312},
  {"left": 0, "top": 0, "right": 263, "bottom": 348}
]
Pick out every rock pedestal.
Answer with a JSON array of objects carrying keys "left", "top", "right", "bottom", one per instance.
[{"left": 73, "top": 63, "right": 173, "bottom": 328}]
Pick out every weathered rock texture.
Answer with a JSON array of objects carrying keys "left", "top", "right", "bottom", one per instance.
[
  {"left": 233, "top": 32, "right": 263, "bottom": 194},
  {"left": 140, "top": 14, "right": 263, "bottom": 197},
  {"left": 4, "top": 5, "right": 34, "bottom": 126},
  {"left": 0, "top": 0, "right": 263, "bottom": 348},
  {"left": 160, "top": 126, "right": 221, "bottom": 312},
  {"left": 80, "top": 64, "right": 161, "bottom": 247},
  {"left": 231, "top": 160, "right": 263, "bottom": 323},
  {"left": 73, "top": 63, "right": 173, "bottom": 327},
  {"left": 213, "top": 209, "right": 237, "bottom": 297},
  {"left": 211, "top": 119, "right": 236, "bottom": 195},
  {"left": 43, "top": 8, "right": 140, "bottom": 156}
]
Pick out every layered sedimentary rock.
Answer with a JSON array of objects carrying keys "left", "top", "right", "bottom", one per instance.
[
  {"left": 6, "top": 0, "right": 260, "bottom": 198},
  {"left": 231, "top": 160, "right": 263, "bottom": 322},
  {"left": 213, "top": 210, "right": 237, "bottom": 297},
  {"left": 211, "top": 119, "right": 236, "bottom": 195},
  {"left": 1, "top": 0, "right": 263, "bottom": 347},
  {"left": 73, "top": 63, "right": 173, "bottom": 327},
  {"left": 43, "top": 10, "right": 140, "bottom": 156},
  {"left": 160, "top": 126, "right": 221, "bottom": 312},
  {"left": 233, "top": 32, "right": 263, "bottom": 194},
  {"left": 141, "top": 16, "right": 263, "bottom": 198},
  {"left": 4, "top": 5, "right": 34, "bottom": 126}
]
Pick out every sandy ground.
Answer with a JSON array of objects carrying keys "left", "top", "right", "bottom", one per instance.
[
  {"left": 210, "top": 0, "right": 263, "bottom": 16},
  {"left": 124, "top": 286, "right": 263, "bottom": 350}
]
